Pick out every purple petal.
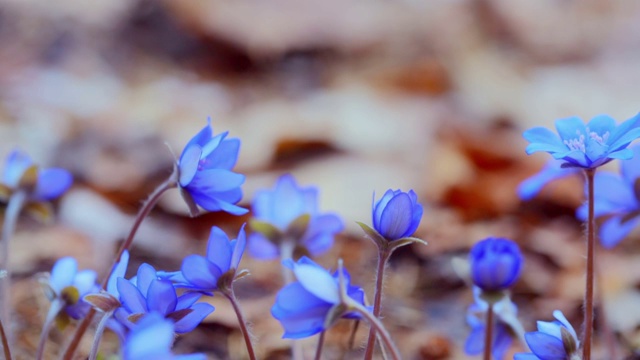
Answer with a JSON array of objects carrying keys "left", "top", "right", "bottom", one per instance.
[
  {"left": 230, "top": 225, "right": 247, "bottom": 270},
  {"left": 525, "top": 332, "right": 566, "bottom": 360},
  {"left": 117, "top": 278, "right": 148, "bottom": 314},
  {"left": 621, "top": 146, "right": 640, "bottom": 183},
  {"left": 291, "top": 262, "right": 339, "bottom": 303},
  {"left": 50, "top": 257, "right": 77, "bottom": 293},
  {"left": 181, "top": 255, "right": 222, "bottom": 290},
  {"left": 73, "top": 270, "right": 97, "bottom": 295},
  {"left": 178, "top": 145, "right": 202, "bottom": 187},
  {"left": 2, "top": 150, "right": 32, "bottom": 187},
  {"left": 205, "top": 227, "right": 233, "bottom": 272},
  {"left": 200, "top": 138, "right": 240, "bottom": 170},
  {"left": 513, "top": 354, "right": 541, "bottom": 360},
  {"left": 378, "top": 192, "right": 413, "bottom": 239},
  {"left": 188, "top": 169, "right": 245, "bottom": 193},
  {"left": 124, "top": 313, "right": 174, "bottom": 358},
  {"left": 147, "top": 280, "right": 177, "bottom": 315},
  {"left": 136, "top": 264, "right": 158, "bottom": 296},
  {"left": 107, "top": 250, "right": 130, "bottom": 298},
  {"left": 173, "top": 302, "right": 214, "bottom": 333},
  {"left": 33, "top": 168, "right": 73, "bottom": 200},
  {"left": 518, "top": 161, "right": 579, "bottom": 201},
  {"left": 464, "top": 324, "right": 485, "bottom": 355},
  {"left": 247, "top": 233, "right": 279, "bottom": 260},
  {"left": 608, "top": 113, "right": 640, "bottom": 149},
  {"left": 271, "top": 282, "right": 331, "bottom": 339},
  {"left": 555, "top": 117, "right": 587, "bottom": 143},
  {"left": 183, "top": 121, "right": 213, "bottom": 152},
  {"left": 372, "top": 189, "right": 396, "bottom": 229},
  {"left": 600, "top": 215, "right": 639, "bottom": 248},
  {"left": 523, "top": 127, "right": 568, "bottom": 154},
  {"left": 176, "top": 292, "right": 201, "bottom": 310}
]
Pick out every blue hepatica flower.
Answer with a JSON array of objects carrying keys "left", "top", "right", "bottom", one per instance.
[
  {"left": 576, "top": 146, "right": 640, "bottom": 248},
  {"left": 465, "top": 288, "right": 520, "bottom": 360},
  {"left": 518, "top": 160, "right": 581, "bottom": 201},
  {"left": 514, "top": 310, "right": 580, "bottom": 360},
  {"left": 372, "top": 189, "right": 423, "bottom": 241},
  {"left": 115, "top": 263, "right": 214, "bottom": 334},
  {"left": 248, "top": 174, "right": 344, "bottom": 259},
  {"left": 178, "top": 119, "right": 247, "bottom": 216},
  {"left": 124, "top": 313, "right": 205, "bottom": 360},
  {"left": 159, "top": 225, "right": 247, "bottom": 294},
  {"left": 1, "top": 149, "right": 72, "bottom": 201},
  {"left": 271, "top": 256, "right": 368, "bottom": 339},
  {"left": 45, "top": 257, "right": 99, "bottom": 320},
  {"left": 523, "top": 114, "right": 640, "bottom": 169},
  {"left": 469, "top": 237, "right": 523, "bottom": 292}
]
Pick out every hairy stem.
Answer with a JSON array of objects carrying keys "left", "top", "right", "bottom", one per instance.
[
  {"left": 37, "top": 299, "right": 63, "bottom": 360},
  {"left": 350, "top": 301, "right": 401, "bottom": 360},
  {"left": 483, "top": 303, "right": 494, "bottom": 360},
  {"left": 221, "top": 289, "right": 256, "bottom": 360},
  {"left": 0, "top": 191, "right": 26, "bottom": 342},
  {"left": 314, "top": 330, "right": 326, "bottom": 360},
  {"left": 364, "top": 247, "right": 391, "bottom": 360},
  {"left": 61, "top": 175, "right": 177, "bottom": 360},
  {"left": 582, "top": 168, "right": 596, "bottom": 360},
  {"left": 88, "top": 310, "right": 113, "bottom": 360},
  {"left": 0, "top": 317, "right": 12, "bottom": 360}
]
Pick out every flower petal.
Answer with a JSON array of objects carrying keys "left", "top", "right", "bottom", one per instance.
[
  {"left": 188, "top": 169, "right": 245, "bottom": 193},
  {"left": 205, "top": 226, "right": 233, "bottom": 272},
  {"left": 200, "top": 138, "right": 240, "bottom": 170},
  {"left": 600, "top": 215, "right": 639, "bottom": 248},
  {"left": 247, "top": 233, "right": 279, "bottom": 260},
  {"left": 136, "top": 264, "right": 158, "bottom": 296},
  {"left": 178, "top": 145, "right": 202, "bottom": 187},
  {"left": 147, "top": 280, "right": 177, "bottom": 315},
  {"left": 108, "top": 250, "right": 130, "bottom": 298},
  {"left": 230, "top": 225, "right": 247, "bottom": 270},
  {"left": 173, "top": 302, "right": 214, "bottom": 333},
  {"left": 523, "top": 127, "right": 567, "bottom": 154},
  {"left": 50, "top": 257, "right": 77, "bottom": 294},
  {"left": 181, "top": 255, "right": 222, "bottom": 290},
  {"left": 378, "top": 192, "right": 413, "bottom": 239},
  {"left": 555, "top": 117, "right": 586, "bottom": 143},
  {"left": 292, "top": 261, "right": 339, "bottom": 304},
  {"left": 117, "top": 278, "right": 148, "bottom": 314},
  {"left": 2, "top": 150, "right": 32, "bottom": 187},
  {"left": 525, "top": 332, "right": 566, "bottom": 360},
  {"left": 34, "top": 168, "right": 73, "bottom": 200}
]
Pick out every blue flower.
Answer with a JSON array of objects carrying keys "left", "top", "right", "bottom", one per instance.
[
  {"left": 124, "top": 313, "right": 205, "bottom": 360},
  {"left": 178, "top": 119, "right": 247, "bottom": 215},
  {"left": 248, "top": 174, "right": 344, "bottom": 259},
  {"left": 115, "top": 263, "right": 214, "bottom": 333},
  {"left": 271, "top": 256, "right": 368, "bottom": 339},
  {"left": 1, "top": 149, "right": 72, "bottom": 201},
  {"left": 159, "top": 225, "right": 247, "bottom": 294},
  {"left": 46, "top": 257, "right": 99, "bottom": 320},
  {"left": 469, "top": 238, "right": 523, "bottom": 292},
  {"left": 372, "top": 189, "right": 423, "bottom": 241},
  {"left": 514, "top": 310, "right": 580, "bottom": 360},
  {"left": 523, "top": 114, "right": 640, "bottom": 169},
  {"left": 576, "top": 146, "right": 640, "bottom": 248},
  {"left": 518, "top": 160, "right": 581, "bottom": 201},
  {"left": 465, "top": 288, "right": 519, "bottom": 360}
]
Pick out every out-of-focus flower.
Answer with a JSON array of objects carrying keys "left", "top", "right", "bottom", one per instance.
[
  {"left": 115, "top": 263, "right": 214, "bottom": 334},
  {"left": 248, "top": 174, "right": 343, "bottom": 260},
  {"left": 0, "top": 149, "right": 73, "bottom": 202},
  {"left": 178, "top": 119, "right": 247, "bottom": 216},
  {"left": 43, "top": 257, "right": 99, "bottom": 320},
  {"left": 465, "top": 288, "right": 521, "bottom": 360},
  {"left": 523, "top": 114, "right": 640, "bottom": 169},
  {"left": 123, "top": 313, "right": 205, "bottom": 360},
  {"left": 372, "top": 189, "right": 423, "bottom": 241},
  {"left": 576, "top": 146, "right": 640, "bottom": 248},
  {"left": 469, "top": 238, "right": 523, "bottom": 292},
  {"left": 514, "top": 310, "right": 580, "bottom": 360},
  {"left": 271, "top": 256, "right": 368, "bottom": 339},
  {"left": 517, "top": 160, "right": 581, "bottom": 201},
  {"left": 159, "top": 225, "right": 247, "bottom": 294}
]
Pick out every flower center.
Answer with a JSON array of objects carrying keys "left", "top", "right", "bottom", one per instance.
[{"left": 563, "top": 128, "right": 609, "bottom": 152}]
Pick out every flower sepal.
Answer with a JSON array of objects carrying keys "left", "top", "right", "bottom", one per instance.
[
  {"left": 179, "top": 185, "right": 200, "bottom": 217},
  {"left": 84, "top": 292, "right": 121, "bottom": 313},
  {"left": 561, "top": 327, "right": 579, "bottom": 358},
  {"left": 23, "top": 202, "right": 54, "bottom": 224},
  {"left": 357, "top": 221, "right": 426, "bottom": 253},
  {"left": 478, "top": 289, "right": 508, "bottom": 306},
  {"left": 323, "top": 303, "right": 348, "bottom": 330},
  {"left": 285, "top": 213, "right": 311, "bottom": 240},
  {"left": 249, "top": 218, "right": 283, "bottom": 245},
  {"left": 18, "top": 165, "right": 39, "bottom": 192},
  {"left": 166, "top": 308, "right": 195, "bottom": 323}
]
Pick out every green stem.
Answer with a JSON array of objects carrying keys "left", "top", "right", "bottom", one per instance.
[
  {"left": 483, "top": 303, "right": 494, "bottom": 360},
  {"left": 60, "top": 175, "right": 177, "bottom": 360},
  {"left": 0, "top": 190, "right": 26, "bottom": 343},
  {"left": 582, "top": 168, "right": 596, "bottom": 360},
  {"left": 363, "top": 247, "right": 391, "bottom": 360},
  {"left": 88, "top": 310, "right": 113, "bottom": 360},
  {"left": 314, "top": 330, "right": 326, "bottom": 360},
  {"left": 221, "top": 289, "right": 256, "bottom": 360},
  {"left": 37, "top": 299, "right": 63, "bottom": 360},
  {"left": 0, "top": 316, "right": 12, "bottom": 360}
]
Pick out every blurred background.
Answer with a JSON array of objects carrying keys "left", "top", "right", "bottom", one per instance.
[{"left": 2, "top": 0, "right": 640, "bottom": 358}]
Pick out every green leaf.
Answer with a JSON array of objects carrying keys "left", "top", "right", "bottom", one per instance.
[
  {"left": 356, "top": 221, "right": 388, "bottom": 250},
  {"left": 234, "top": 268, "right": 251, "bottom": 282},
  {"left": 249, "top": 219, "right": 283, "bottom": 244},
  {"left": 388, "top": 236, "right": 427, "bottom": 253},
  {"left": 84, "top": 293, "right": 121, "bottom": 312}
]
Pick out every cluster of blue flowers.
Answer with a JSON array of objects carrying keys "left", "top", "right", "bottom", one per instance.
[{"left": 2, "top": 112, "right": 640, "bottom": 359}]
